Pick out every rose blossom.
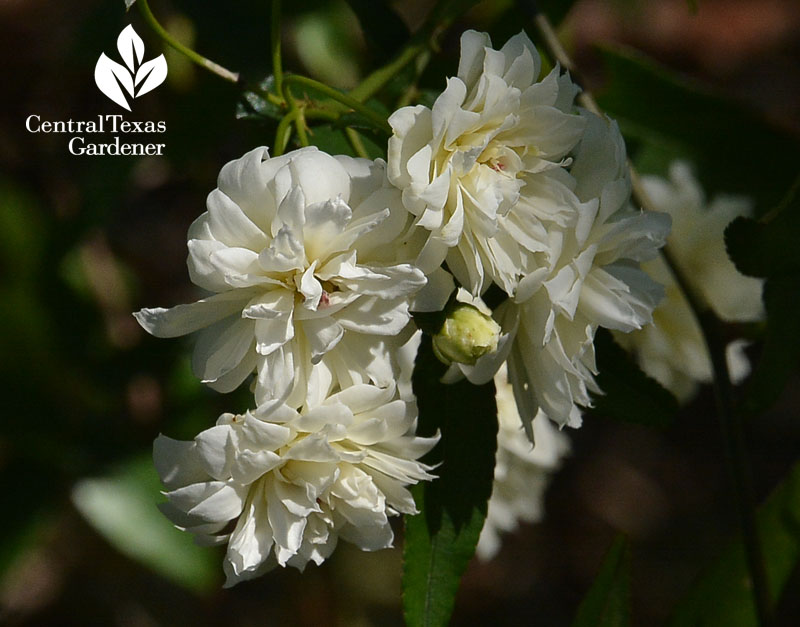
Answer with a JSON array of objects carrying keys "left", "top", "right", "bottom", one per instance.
[{"left": 135, "top": 146, "right": 437, "bottom": 408}]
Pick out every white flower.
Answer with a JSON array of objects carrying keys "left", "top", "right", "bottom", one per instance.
[
  {"left": 462, "top": 113, "right": 670, "bottom": 435},
  {"left": 614, "top": 162, "right": 764, "bottom": 400},
  {"left": 135, "top": 146, "right": 430, "bottom": 408},
  {"left": 477, "top": 365, "right": 569, "bottom": 560},
  {"left": 387, "top": 29, "right": 586, "bottom": 295},
  {"left": 154, "top": 383, "right": 439, "bottom": 586}
]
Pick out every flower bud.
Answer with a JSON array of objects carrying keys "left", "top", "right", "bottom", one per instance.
[{"left": 432, "top": 303, "right": 501, "bottom": 366}]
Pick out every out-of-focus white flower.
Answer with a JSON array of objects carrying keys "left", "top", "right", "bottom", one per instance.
[
  {"left": 477, "top": 365, "right": 569, "bottom": 560},
  {"left": 614, "top": 162, "right": 763, "bottom": 400},
  {"left": 135, "top": 147, "right": 435, "bottom": 408},
  {"left": 154, "top": 383, "right": 438, "bottom": 587},
  {"left": 466, "top": 113, "right": 670, "bottom": 436},
  {"left": 387, "top": 29, "right": 586, "bottom": 295}
]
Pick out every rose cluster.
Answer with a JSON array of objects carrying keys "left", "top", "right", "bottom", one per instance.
[{"left": 136, "top": 30, "right": 669, "bottom": 582}]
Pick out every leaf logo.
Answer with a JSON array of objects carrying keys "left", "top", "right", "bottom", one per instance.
[{"left": 94, "top": 25, "right": 168, "bottom": 111}]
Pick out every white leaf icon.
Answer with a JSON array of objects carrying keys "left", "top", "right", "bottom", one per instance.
[
  {"left": 135, "top": 54, "right": 168, "bottom": 97},
  {"left": 117, "top": 25, "right": 144, "bottom": 72},
  {"left": 95, "top": 53, "right": 134, "bottom": 111}
]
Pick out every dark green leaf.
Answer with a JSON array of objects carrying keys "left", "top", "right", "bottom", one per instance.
[
  {"left": 597, "top": 46, "right": 800, "bottom": 215},
  {"left": 668, "top": 460, "right": 800, "bottom": 626},
  {"left": 572, "top": 535, "right": 632, "bottom": 627},
  {"left": 740, "top": 276, "right": 800, "bottom": 417},
  {"left": 236, "top": 75, "right": 283, "bottom": 122},
  {"left": 725, "top": 179, "right": 800, "bottom": 416},
  {"left": 402, "top": 335, "right": 498, "bottom": 627},
  {"left": 589, "top": 329, "right": 679, "bottom": 428},
  {"left": 724, "top": 179, "right": 800, "bottom": 278}
]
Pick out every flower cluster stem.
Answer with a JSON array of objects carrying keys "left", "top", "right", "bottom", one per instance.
[
  {"left": 527, "top": 3, "right": 773, "bottom": 625},
  {"left": 282, "top": 75, "right": 391, "bottom": 135},
  {"left": 348, "top": 0, "right": 476, "bottom": 103},
  {"left": 136, "top": 0, "right": 240, "bottom": 84}
]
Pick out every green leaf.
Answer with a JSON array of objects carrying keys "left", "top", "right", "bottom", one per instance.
[
  {"left": 724, "top": 181, "right": 800, "bottom": 416},
  {"left": 597, "top": 46, "right": 800, "bottom": 214},
  {"left": 740, "top": 276, "right": 800, "bottom": 417},
  {"left": 402, "top": 335, "right": 498, "bottom": 627},
  {"left": 71, "top": 454, "right": 221, "bottom": 593},
  {"left": 572, "top": 535, "right": 632, "bottom": 627},
  {"left": 724, "top": 179, "right": 800, "bottom": 279},
  {"left": 589, "top": 329, "right": 679, "bottom": 428},
  {"left": 236, "top": 75, "right": 283, "bottom": 122},
  {"left": 668, "top": 460, "right": 800, "bottom": 626}
]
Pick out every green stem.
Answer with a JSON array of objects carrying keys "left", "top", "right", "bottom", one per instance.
[
  {"left": 292, "top": 102, "right": 309, "bottom": 147},
  {"left": 344, "top": 128, "right": 370, "bottom": 159},
  {"left": 274, "top": 109, "right": 296, "bottom": 156},
  {"left": 348, "top": 0, "right": 476, "bottom": 103},
  {"left": 137, "top": 0, "right": 240, "bottom": 83},
  {"left": 349, "top": 41, "right": 427, "bottom": 103},
  {"left": 530, "top": 4, "right": 773, "bottom": 625},
  {"left": 282, "top": 74, "right": 391, "bottom": 134}
]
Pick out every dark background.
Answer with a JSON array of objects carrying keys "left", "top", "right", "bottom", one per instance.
[{"left": 1, "top": 0, "right": 799, "bottom": 625}]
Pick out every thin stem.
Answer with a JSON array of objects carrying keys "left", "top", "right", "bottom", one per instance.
[
  {"left": 394, "top": 48, "right": 433, "bottom": 109},
  {"left": 282, "top": 74, "right": 391, "bottom": 134},
  {"left": 273, "top": 109, "right": 296, "bottom": 156},
  {"left": 137, "top": 0, "right": 239, "bottom": 83},
  {"left": 270, "top": 0, "right": 284, "bottom": 96},
  {"left": 348, "top": 0, "right": 473, "bottom": 103},
  {"left": 279, "top": 82, "right": 308, "bottom": 149},
  {"left": 349, "top": 41, "right": 427, "bottom": 103},
  {"left": 292, "top": 102, "right": 309, "bottom": 147},
  {"left": 344, "top": 128, "right": 370, "bottom": 159},
  {"left": 529, "top": 3, "right": 773, "bottom": 625},
  {"left": 528, "top": 8, "right": 602, "bottom": 117}
]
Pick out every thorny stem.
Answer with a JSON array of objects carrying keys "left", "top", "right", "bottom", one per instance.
[
  {"left": 527, "top": 3, "right": 773, "bottom": 625},
  {"left": 136, "top": 0, "right": 240, "bottom": 84}
]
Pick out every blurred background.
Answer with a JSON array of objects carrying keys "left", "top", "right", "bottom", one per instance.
[{"left": 1, "top": 0, "right": 799, "bottom": 625}]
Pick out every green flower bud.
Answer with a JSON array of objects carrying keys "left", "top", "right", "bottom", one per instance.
[{"left": 432, "top": 303, "right": 501, "bottom": 366}]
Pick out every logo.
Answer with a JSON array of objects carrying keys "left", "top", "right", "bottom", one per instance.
[{"left": 94, "top": 25, "right": 167, "bottom": 111}]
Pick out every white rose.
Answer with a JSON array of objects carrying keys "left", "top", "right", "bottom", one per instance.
[
  {"left": 387, "top": 30, "right": 586, "bottom": 295},
  {"left": 461, "top": 113, "right": 670, "bottom": 436},
  {"left": 135, "top": 147, "right": 434, "bottom": 408},
  {"left": 154, "top": 383, "right": 439, "bottom": 586}
]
